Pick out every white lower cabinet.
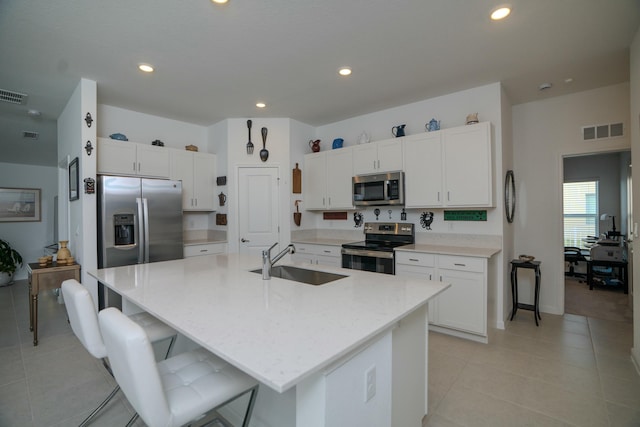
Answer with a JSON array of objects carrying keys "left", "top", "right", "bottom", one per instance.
[
  {"left": 184, "top": 242, "right": 227, "bottom": 258},
  {"left": 395, "top": 251, "right": 487, "bottom": 342},
  {"left": 291, "top": 243, "right": 341, "bottom": 267}
]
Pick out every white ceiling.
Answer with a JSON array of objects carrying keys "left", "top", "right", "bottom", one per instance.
[{"left": 1, "top": 0, "right": 638, "bottom": 167}]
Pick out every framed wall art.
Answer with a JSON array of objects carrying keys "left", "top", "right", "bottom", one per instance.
[
  {"left": 0, "top": 187, "right": 41, "bottom": 222},
  {"left": 69, "top": 157, "right": 79, "bottom": 201}
]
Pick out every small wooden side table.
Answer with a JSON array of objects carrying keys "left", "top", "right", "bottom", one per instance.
[
  {"left": 510, "top": 260, "right": 542, "bottom": 326},
  {"left": 27, "top": 262, "right": 81, "bottom": 345}
]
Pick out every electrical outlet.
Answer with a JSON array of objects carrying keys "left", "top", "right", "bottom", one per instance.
[{"left": 364, "top": 365, "right": 376, "bottom": 402}]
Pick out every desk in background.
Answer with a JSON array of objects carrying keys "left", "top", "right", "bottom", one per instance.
[
  {"left": 586, "top": 258, "right": 628, "bottom": 294},
  {"left": 27, "top": 262, "right": 81, "bottom": 345}
]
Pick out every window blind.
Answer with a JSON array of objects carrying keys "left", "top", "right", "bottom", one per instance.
[{"left": 563, "top": 181, "right": 598, "bottom": 247}]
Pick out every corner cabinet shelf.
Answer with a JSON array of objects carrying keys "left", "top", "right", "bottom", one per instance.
[{"left": 403, "top": 122, "right": 493, "bottom": 208}]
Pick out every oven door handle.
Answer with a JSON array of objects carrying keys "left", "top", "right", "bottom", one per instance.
[{"left": 341, "top": 248, "right": 395, "bottom": 259}]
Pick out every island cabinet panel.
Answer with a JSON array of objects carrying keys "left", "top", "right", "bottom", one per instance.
[
  {"left": 97, "top": 137, "right": 170, "bottom": 178},
  {"left": 291, "top": 243, "right": 341, "bottom": 267},
  {"left": 401, "top": 122, "right": 493, "bottom": 208},
  {"left": 352, "top": 138, "right": 403, "bottom": 175},
  {"left": 396, "top": 251, "right": 488, "bottom": 342},
  {"left": 170, "top": 150, "right": 217, "bottom": 211},
  {"left": 303, "top": 149, "right": 353, "bottom": 210}
]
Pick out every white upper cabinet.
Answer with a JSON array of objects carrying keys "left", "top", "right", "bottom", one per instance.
[
  {"left": 402, "top": 122, "right": 493, "bottom": 208},
  {"left": 352, "top": 139, "right": 403, "bottom": 174},
  {"left": 442, "top": 122, "right": 492, "bottom": 207},
  {"left": 304, "top": 148, "right": 354, "bottom": 210},
  {"left": 97, "top": 137, "right": 170, "bottom": 178},
  {"left": 170, "top": 150, "right": 217, "bottom": 211},
  {"left": 403, "top": 132, "right": 443, "bottom": 207}
]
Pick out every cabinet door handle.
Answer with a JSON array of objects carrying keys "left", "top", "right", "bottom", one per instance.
[
  {"left": 133, "top": 162, "right": 136, "bottom": 172},
  {"left": 138, "top": 162, "right": 141, "bottom": 172},
  {"left": 373, "top": 160, "right": 376, "bottom": 169},
  {"left": 437, "top": 192, "right": 440, "bottom": 202},
  {"left": 323, "top": 250, "right": 331, "bottom": 253},
  {"left": 328, "top": 197, "right": 331, "bottom": 206},
  {"left": 439, "top": 276, "right": 442, "bottom": 281},
  {"left": 323, "top": 197, "right": 325, "bottom": 206},
  {"left": 429, "top": 274, "right": 432, "bottom": 280},
  {"left": 409, "top": 258, "right": 419, "bottom": 262},
  {"left": 454, "top": 263, "right": 466, "bottom": 267},
  {"left": 377, "top": 160, "right": 380, "bottom": 169},
  {"left": 241, "top": 238, "right": 250, "bottom": 242},
  {"left": 447, "top": 191, "right": 450, "bottom": 201},
  {"left": 199, "top": 249, "right": 208, "bottom": 253},
  {"left": 194, "top": 198, "right": 197, "bottom": 207}
]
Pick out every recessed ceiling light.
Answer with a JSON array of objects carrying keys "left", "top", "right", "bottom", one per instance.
[
  {"left": 564, "top": 77, "right": 574, "bottom": 84},
  {"left": 539, "top": 82, "right": 552, "bottom": 91},
  {"left": 338, "top": 67, "right": 352, "bottom": 76},
  {"left": 138, "top": 64, "right": 154, "bottom": 73},
  {"left": 256, "top": 102, "right": 266, "bottom": 108},
  {"left": 211, "top": 0, "right": 228, "bottom": 3},
  {"left": 490, "top": 5, "right": 511, "bottom": 20}
]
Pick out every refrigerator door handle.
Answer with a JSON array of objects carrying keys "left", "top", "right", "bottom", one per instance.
[
  {"left": 142, "top": 198, "right": 150, "bottom": 263},
  {"left": 136, "top": 197, "right": 145, "bottom": 263}
]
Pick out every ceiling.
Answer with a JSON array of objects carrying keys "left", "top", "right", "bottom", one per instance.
[{"left": 1, "top": 0, "right": 639, "bottom": 167}]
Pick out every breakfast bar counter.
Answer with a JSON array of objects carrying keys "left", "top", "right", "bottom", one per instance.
[{"left": 89, "top": 253, "right": 448, "bottom": 426}]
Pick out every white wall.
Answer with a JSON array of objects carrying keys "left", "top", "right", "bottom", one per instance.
[
  {"left": 513, "top": 83, "right": 631, "bottom": 315},
  {"left": 57, "top": 78, "right": 98, "bottom": 302},
  {"left": 0, "top": 163, "right": 58, "bottom": 280},
  {"left": 629, "top": 26, "right": 640, "bottom": 370},
  {"left": 97, "top": 104, "right": 207, "bottom": 151},
  {"left": 221, "top": 118, "right": 293, "bottom": 253}
]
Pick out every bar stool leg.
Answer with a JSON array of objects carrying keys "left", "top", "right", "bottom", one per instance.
[{"left": 534, "top": 266, "right": 541, "bottom": 325}]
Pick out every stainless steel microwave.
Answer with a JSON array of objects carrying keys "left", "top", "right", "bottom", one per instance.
[{"left": 352, "top": 171, "right": 404, "bottom": 206}]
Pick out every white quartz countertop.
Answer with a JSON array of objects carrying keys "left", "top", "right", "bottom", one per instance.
[
  {"left": 396, "top": 244, "right": 500, "bottom": 258},
  {"left": 89, "top": 254, "right": 447, "bottom": 393}
]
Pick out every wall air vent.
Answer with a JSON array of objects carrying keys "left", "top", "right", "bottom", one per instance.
[
  {"left": 581, "top": 122, "right": 624, "bottom": 142},
  {"left": 0, "top": 88, "right": 28, "bottom": 105},
  {"left": 22, "top": 131, "right": 39, "bottom": 140}
]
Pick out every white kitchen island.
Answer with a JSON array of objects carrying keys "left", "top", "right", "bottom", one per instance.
[{"left": 89, "top": 254, "right": 448, "bottom": 427}]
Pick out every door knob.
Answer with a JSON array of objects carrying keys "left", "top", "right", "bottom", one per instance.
[{"left": 241, "top": 238, "right": 250, "bottom": 242}]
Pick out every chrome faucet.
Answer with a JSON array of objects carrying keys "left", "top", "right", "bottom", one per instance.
[{"left": 262, "top": 243, "right": 296, "bottom": 280}]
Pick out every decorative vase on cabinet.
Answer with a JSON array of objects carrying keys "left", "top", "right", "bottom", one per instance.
[{"left": 56, "top": 240, "right": 71, "bottom": 262}]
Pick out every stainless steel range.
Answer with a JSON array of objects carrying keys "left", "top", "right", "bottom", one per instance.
[{"left": 341, "top": 222, "right": 415, "bottom": 275}]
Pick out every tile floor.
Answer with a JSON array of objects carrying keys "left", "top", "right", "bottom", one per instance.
[{"left": 1, "top": 280, "right": 639, "bottom": 427}]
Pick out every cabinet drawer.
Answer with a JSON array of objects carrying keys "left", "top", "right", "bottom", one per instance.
[
  {"left": 184, "top": 243, "right": 226, "bottom": 257},
  {"left": 395, "top": 251, "right": 436, "bottom": 267},
  {"left": 437, "top": 255, "right": 484, "bottom": 273},
  {"left": 294, "top": 243, "right": 340, "bottom": 257}
]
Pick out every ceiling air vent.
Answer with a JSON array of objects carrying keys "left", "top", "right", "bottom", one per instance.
[
  {"left": 22, "top": 131, "right": 39, "bottom": 140},
  {"left": 581, "top": 122, "right": 624, "bottom": 142},
  {"left": 0, "top": 88, "right": 28, "bottom": 105}
]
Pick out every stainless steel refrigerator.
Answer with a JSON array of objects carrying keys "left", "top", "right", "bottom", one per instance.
[{"left": 97, "top": 175, "right": 183, "bottom": 309}]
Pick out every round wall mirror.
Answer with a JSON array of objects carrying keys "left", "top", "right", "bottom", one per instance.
[{"left": 505, "top": 170, "right": 516, "bottom": 223}]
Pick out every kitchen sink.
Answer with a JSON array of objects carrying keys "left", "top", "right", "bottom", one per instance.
[{"left": 250, "top": 265, "right": 347, "bottom": 286}]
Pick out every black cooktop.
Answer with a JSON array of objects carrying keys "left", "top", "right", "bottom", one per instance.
[
  {"left": 342, "top": 240, "right": 410, "bottom": 252},
  {"left": 342, "top": 222, "right": 415, "bottom": 252}
]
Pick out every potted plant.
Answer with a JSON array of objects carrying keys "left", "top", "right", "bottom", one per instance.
[{"left": 0, "top": 239, "right": 23, "bottom": 286}]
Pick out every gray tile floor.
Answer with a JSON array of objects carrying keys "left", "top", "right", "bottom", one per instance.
[{"left": 1, "top": 279, "right": 639, "bottom": 427}]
